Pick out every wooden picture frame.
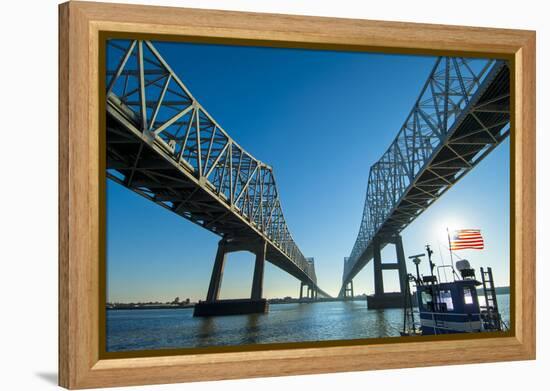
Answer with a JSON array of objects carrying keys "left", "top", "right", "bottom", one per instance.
[{"left": 59, "top": 1, "right": 536, "bottom": 389}]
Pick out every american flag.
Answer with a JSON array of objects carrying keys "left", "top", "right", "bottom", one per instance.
[{"left": 449, "top": 229, "right": 484, "bottom": 250}]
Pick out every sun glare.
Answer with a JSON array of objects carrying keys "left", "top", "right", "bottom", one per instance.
[{"left": 431, "top": 217, "right": 466, "bottom": 247}]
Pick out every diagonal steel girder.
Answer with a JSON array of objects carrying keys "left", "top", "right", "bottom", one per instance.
[
  {"left": 105, "top": 39, "right": 330, "bottom": 298},
  {"left": 339, "top": 57, "right": 510, "bottom": 297}
]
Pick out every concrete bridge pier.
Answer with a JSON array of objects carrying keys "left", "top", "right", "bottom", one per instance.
[
  {"left": 367, "top": 235, "right": 409, "bottom": 309},
  {"left": 299, "top": 283, "right": 317, "bottom": 301},
  {"left": 250, "top": 239, "right": 266, "bottom": 300},
  {"left": 193, "top": 238, "right": 269, "bottom": 317},
  {"left": 311, "top": 285, "right": 318, "bottom": 300},
  {"left": 343, "top": 280, "right": 354, "bottom": 299}
]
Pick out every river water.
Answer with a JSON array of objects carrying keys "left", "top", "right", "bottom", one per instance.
[{"left": 106, "top": 294, "right": 510, "bottom": 352}]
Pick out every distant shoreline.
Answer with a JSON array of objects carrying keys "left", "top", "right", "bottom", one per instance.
[
  {"left": 478, "top": 286, "right": 510, "bottom": 295},
  {"left": 106, "top": 287, "right": 510, "bottom": 310},
  {"left": 106, "top": 296, "right": 368, "bottom": 311},
  {"left": 107, "top": 304, "right": 195, "bottom": 311}
]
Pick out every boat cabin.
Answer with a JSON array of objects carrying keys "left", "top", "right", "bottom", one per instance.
[
  {"left": 404, "top": 250, "right": 505, "bottom": 336},
  {"left": 416, "top": 279, "right": 483, "bottom": 335}
]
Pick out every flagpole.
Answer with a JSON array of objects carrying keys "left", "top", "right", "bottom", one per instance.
[
  {"left": 447, "top": 228, "right": 463, "bottom": 281},
  {"left": 446, "top": 227, "right": 455, "bottom": 264},
  {"left": 437, "top": 240, "right": 449, "bottom": 282}
]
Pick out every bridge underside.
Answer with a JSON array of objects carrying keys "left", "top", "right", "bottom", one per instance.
[
  {"left": 107, "top": 105, "right": 329, "bottom": 299},
  {"left": 341, "top": 62, "right": 510, "bottom": 295}
]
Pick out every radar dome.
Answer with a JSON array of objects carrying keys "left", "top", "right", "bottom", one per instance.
[{"left": 455, "top": 259, "right": 471, "bottom": 271}]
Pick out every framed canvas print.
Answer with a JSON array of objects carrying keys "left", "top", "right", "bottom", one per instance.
[{"left": 58, "top": 1, "right": 536, "bottom": 389}]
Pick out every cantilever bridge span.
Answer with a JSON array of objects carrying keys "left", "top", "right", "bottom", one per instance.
[
  {"left": 339, "top": 57, "right": 510, "bottom": 303},
  {"left": 105, "top": 40, "right": 329, "bottom": 313}
]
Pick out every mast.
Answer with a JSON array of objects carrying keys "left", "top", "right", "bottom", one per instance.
[{"left": 446, "top": 227, "right": 455, "bottom": 265}]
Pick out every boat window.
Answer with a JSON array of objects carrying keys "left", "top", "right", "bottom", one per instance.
[
  {"left": 438, "top": 290, "right": 454, "bottom": 311},
  {"left": 464, "top": 286, "right": 474, "bottom": 305},
  {"left": 421, "top": 291, "right": 433, "bottom": 310}
]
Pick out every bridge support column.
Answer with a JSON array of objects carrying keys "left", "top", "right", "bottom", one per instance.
[
  {"left": 367, "top": 235, "right": 409, "bottom": 309},
  {"left": 299, "top": 283, "right": 318, "bottom": 302},
  {"left": 343, "top": 280, "right": 354, "bottom": 299},
  {"left": 205, "top": 240, "right": 227, "bottom": 302},
  {"left": 394, "top": 235, "right": 408, "bottom": 294},
  {"left": 194, "top": 238, "right": 269, "bottom": 317},
  {"left": 373, "top": 238, "right": 384, "bottom": 296},
  {"left": 251, "top": 240, "right": 266, "bottom": 300}
]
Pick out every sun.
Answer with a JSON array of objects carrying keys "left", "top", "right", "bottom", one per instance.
[{"left": 431, "top": 216, "right": 465, "bottom": 245}]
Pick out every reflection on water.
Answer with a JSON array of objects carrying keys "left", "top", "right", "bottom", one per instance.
[
  {"left": 106, "top": 294, "right": 510, "bottom": 352},
  {"left": 197, "top": 317, "right": 215, "bottom": 344}
]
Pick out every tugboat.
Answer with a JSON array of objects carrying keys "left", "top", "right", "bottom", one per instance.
[{"left": 401, "top": 244, "right": 507, "bottom": 336}]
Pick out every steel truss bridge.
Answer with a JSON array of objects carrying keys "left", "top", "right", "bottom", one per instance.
[
  {"left": 105, "top": 39, "right": 330, "bottom": 301},
  {"left": 339, "top": 56, "right": 510, "bottom": 297}
]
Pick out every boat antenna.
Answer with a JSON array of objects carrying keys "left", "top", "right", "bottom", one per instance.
[{"left": 408, "top": 253, "right": 425, "bottom": 282}]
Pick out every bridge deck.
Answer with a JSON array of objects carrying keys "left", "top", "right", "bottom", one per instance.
[
  {"left": 105, "top": 40, "right": 329, "bottom": 297},
  {"left": 107, "top": 103, "right": 329, "bottom": 297},
  {"left": 341, "top": 60, "right": 510, "bottom": 292}
]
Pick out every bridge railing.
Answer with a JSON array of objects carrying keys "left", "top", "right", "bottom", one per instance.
[
  {"left": 343, "top": 56, "right": 505, "bottom": 282},
  {"left": 106, "top": 39, "right": 315, "bottom": 284}
]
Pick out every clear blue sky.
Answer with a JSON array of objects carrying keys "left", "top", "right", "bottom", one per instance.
[{"left": 106, "top": 41, "right": 509, "bottom": 302}]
